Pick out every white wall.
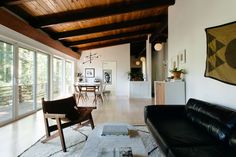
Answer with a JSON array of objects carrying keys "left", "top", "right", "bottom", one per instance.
[
  {"left": 168, "top": 0, "right": 236, "bottom": 108},
  {"left": 78, "top": 44, "right": 130, "bottom": 97}
]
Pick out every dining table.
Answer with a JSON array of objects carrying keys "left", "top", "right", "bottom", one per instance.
[
  {"left": 77, "top": 82, "right": 101, "bottom": 92},
  {"left": 75, "top": 82, "right": 101, "bottom": 104}
]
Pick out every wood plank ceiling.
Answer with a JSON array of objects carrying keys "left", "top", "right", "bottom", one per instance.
[{"left": 1, "top": 0, "right": 175, "bottom": 55}]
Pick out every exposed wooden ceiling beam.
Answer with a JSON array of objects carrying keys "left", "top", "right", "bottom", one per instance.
[
  {"left": 53, "top": 15, "right": 165, "bottom": 39},
  {"left": 0, "top": 0, "right": 35, "bottom": 6},
  {"left": 64, "top": 29, "right": 153, "bottom": 47},
  {"left": 0, "top": 8, "right": 80, "bottom": 59},
  {"left": 152, "top": 36, "right": 167, "bottom": 44},
  {"left": 149, "top": 21, "right": 168, "bottom": 43},
  {"left": 5, "top": 5, "right": 34, "bottom": 22},
  {"left": 78, "top": 36, "right": 147, "bottom": 51},
  {"left": 32, "top": 0, "right": 175, "bottom": 28}
]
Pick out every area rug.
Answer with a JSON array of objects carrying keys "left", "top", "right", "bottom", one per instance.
[{"left": 18, "top": 125, "right": 165, "bottom": 157}]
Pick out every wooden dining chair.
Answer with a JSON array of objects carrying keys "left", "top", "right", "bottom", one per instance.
[
  {"left": 85, "top": 86, "right": 99, "bottom": 104},
  {"left": 102, "top": 83, "right": 111, "bottom": 101},
  {"left": 74, "top": 85, "right": 86, "bottom": 103},
  {"left": 94, "top": 84, "right": 104, "bottom": 104},
  {"left": 79, "top": 86, "right": 89, "bottom": 100},
  {"left": 41, "top": 96, "right": 95, "bottom": 152}
]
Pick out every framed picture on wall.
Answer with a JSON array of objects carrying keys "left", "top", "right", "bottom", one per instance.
[
  {"left": 171, "top": 56, "right": 179, "bottom": 68},
  {"left": 179, "top": 49, "right": 186, "bottom": 64},
  {"left": 103, "top": 69, "right": 112, "bottom": 84},
  {"left": 85, "top": 68, "right": 95, "bottom": 78}
]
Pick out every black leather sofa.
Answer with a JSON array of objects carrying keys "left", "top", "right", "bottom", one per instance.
[{"left": 144, "top": 98, "right": 236, "bottom": 157}]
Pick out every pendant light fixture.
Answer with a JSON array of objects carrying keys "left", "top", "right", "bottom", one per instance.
[
  {"left": 154, "top": 43, "right": 163, "bottom": 51},
  {"left": 82, "top": 51, "right": 100, "bottom": 64}
]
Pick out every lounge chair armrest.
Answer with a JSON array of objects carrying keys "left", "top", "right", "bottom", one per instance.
[
  {"left": 77, "top": 106, "right": 97, "bottom": 110},
  {"left": 44, "top": 113, "right": 66, "bottom": 119}
]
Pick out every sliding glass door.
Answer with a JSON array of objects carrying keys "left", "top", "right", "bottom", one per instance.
[
  {"left": 65, "top": 61, "right": 73, "bottom": 95},
  {"left": 36, "top": 52, "right": 49, "bottom": 108},
  {"left": 17, "top": 48, "right": 50, "bottom": 117},
  {"left": 0, "top": 41, "right": 14, "bottom": 124},
  {"left": 0, "top": 39, "right": 73, "bottom": 126},
  {"left": 53, "top": 57, "right": 63, "bottom": 99},
  {"left": 18, "top": 47, "right": 35, "bottom": 115}
]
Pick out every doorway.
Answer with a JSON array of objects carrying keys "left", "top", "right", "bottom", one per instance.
[{"left": 102, "top": 61, "right": 116, "bottom": 95}]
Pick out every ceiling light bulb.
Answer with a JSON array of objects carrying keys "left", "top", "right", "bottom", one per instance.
[
  {"left": 140, "top": 57, "right": 146, "bottom": 62},
  {"left": 154, "top": 43, "right": 162, "bottom": 51},
  {"left": 136, "top": 61, "right": 141, "bottom": 65}
]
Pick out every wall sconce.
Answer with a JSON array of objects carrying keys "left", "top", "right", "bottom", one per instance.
[{"left": 154, "top": 43, "right": 163, "bottom": 51}]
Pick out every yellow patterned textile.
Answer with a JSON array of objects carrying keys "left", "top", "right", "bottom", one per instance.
[{"left": 205, "top": 21, "right": 236, "bottom": 85}]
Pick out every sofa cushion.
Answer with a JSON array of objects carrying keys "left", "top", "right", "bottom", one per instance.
[
  {"left": 185, "top": 98, "right": 236, "bottom": 142},
  {"left": 229, "top": 128, "right": 236, "bottom": 147},
  {"left": 146, "top": 118, "right": 170, "bottom": 154},
  {"left": 150, "top": 117, "right": 219, "bottom": 147},
  {"left": 168, "top": 145, "right": 236, "bottom": 157},
  {"left": 186, "top": 99, "right": 236, "bottom": 127},
  {"left": 144, "top": 105, "right": 186, "bottom": 123}
]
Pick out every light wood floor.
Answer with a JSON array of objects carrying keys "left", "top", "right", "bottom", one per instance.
[{"left": 0, "top": 97, "right": 153, "bottom": 157}]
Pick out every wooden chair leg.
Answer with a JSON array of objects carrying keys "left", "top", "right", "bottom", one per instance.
[
  {"left": 89, "top": 114, "right": 95, "bottom": 129},
  {"left": 84, "top": 92, "right": 89, "bottom": 100},
  {"left": 99, "top": 95, "right": 103, "bottom": 104},
  {"left": 41, "top": 132, "right": 59, "bottom": 143},
  {"left": 93, "top": 94, "right": 97, "bottom": 105},
  {"left": 43, "top": 116, "right": 50, "bottom": 138},
  {"left": 56, "top": 118, "right": 66, "bottom": 152},
  {"left": 78, "top": 94, "right": 82, "bottom": 103}
]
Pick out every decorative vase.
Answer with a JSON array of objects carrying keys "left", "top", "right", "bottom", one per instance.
[{"left": 172, "top": 71, "right": 181, "bottom": 80}]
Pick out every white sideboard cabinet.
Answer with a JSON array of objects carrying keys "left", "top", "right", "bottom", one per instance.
[{"left": 154, "top": 81, "right": 185, "bottom": 105}]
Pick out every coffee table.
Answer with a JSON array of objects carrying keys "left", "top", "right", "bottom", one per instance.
[{"left": 80, "top": 123, "right": 148, "bottom": 157}]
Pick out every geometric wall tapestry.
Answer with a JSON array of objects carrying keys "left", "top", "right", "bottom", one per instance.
[{"left": 205, "top": 21, "right": 236, "bottom": 85}]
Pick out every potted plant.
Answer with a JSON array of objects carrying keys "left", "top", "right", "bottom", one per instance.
[
  {"left": 170, "top": 67, "right": 185, "bottom": 80},
  {"left": 127, "top": 71, "right": 144, "bottom": 81}
]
